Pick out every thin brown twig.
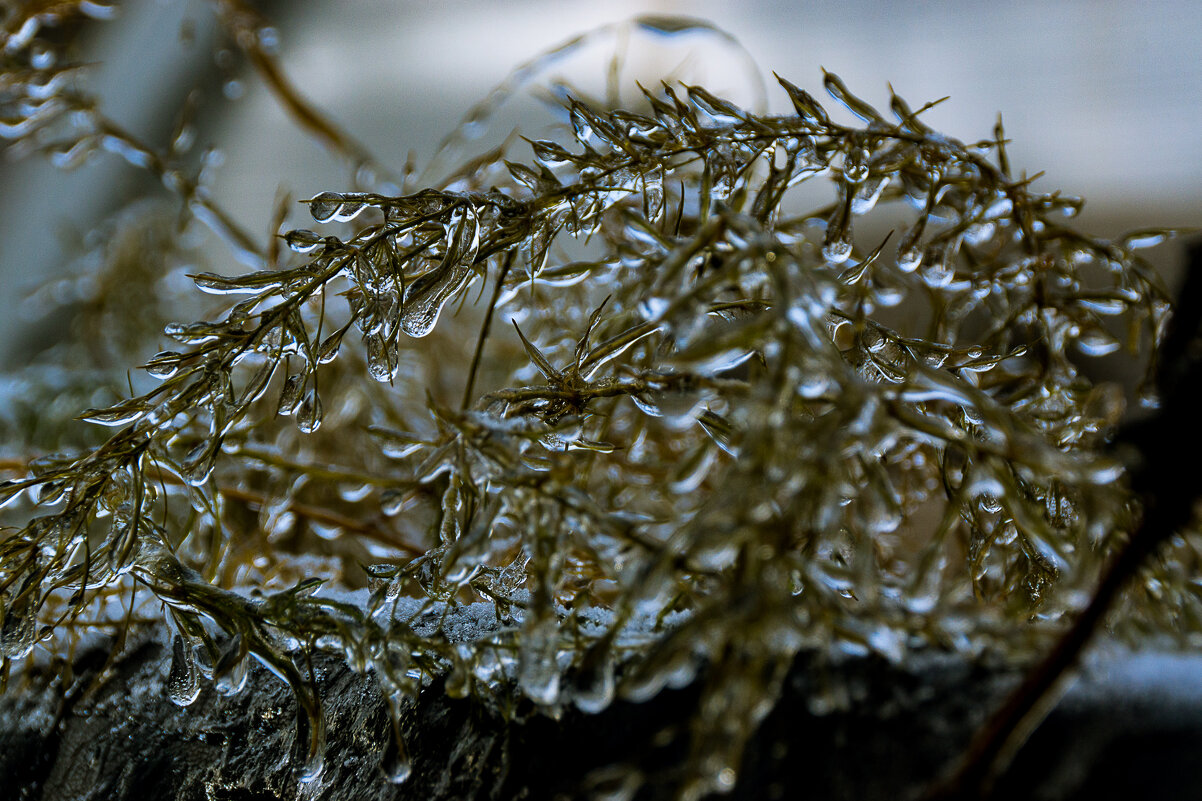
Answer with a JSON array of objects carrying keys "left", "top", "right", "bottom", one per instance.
[
  {"left": 210, "top": 0, "right": 390, "bottom": 183},
  {"left": 462, "top": 250, "right": 515, "bottom": 409}
]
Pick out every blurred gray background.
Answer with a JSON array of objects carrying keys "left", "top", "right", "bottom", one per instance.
[{"left": 1, "top": 0, "right": 1199, "bottom": 369}]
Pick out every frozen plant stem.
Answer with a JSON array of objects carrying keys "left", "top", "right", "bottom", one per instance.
[{"left": 0, "top": 7, "right": 1194, "bottom": 795}]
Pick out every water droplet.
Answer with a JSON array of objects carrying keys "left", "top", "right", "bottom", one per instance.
[
  {"left": 1076, "top": 296, "right": 1126, "bottom": 316},
  {"left": 822, "top": 210, "right": 853, "bottom": 264},
  {"left": 873, "top": 284, "right": 905, "bottom": 307},
  {"left": 585, "top": 765, "right": 643, "bottom": 801},
  {"left": 101, "top": 134, "right": 154, "bottom": 169},
  {"left": 380, "top": 695, "right": 412, "bottom": 784},
  {"left": 181, "top": 442, "right": 218, "bottom": 487},
  {"left": 373, "top": 428, "right": 423, "bottom": 460},
  {"left": 572, "top": 649, "right": 616, "bottom": 714},
  {"left": 920, "top": 248, "right": 955, "bottom": 288},
  {"left": 277, "top": 374, "right": 304, "bottom": 416},
  {"left": 309, "top": 192, "right": 343, "bottom": 224},
  {"left": 797, "top": 372, "right": 833, "bottom": 399},
  {"left": 996, "top": 521, "right": 1018, "bottom": 545},
  {"left": 79, "top": 1, "right": 118, "bottom": 19},
  {"left": 964, "top": 221, "right": 995, "bottom": 246},
  {"left": 630, "top": 390, "right": 705, "bottom": 429},
  {"left": 865, "top": 625, "right": 904, "bottom": 662},
  {"left": 895, "top": 214, "right": 926, "bottom": 271},
  {"left": 36, "top": 480, "right": 67, "bottom": 506},
  {"left": 145, "top": 351, "right": 182, "bottom": 379},
  {"left": 316, "top": 328, "right": 345, "bottom": 364},
  {"left": 257, "top": 26, "right": 280, "bottom": 52},
  {"left": 850, "top": 174, "right": 889, "bottom": 215},
  {"left": 1121, "top": 229, "right": 1172, "bottom": 250},
  {"left": 79, "top": 403, "right": 148, "bottom": 427},
  {"left": 822, "top": 233, "right": 852, "bottom": 265},
  {"left": 215, "top": 645, "right": 250, "bottom": 696},
  {"left": 445, "top": 647, "right": 473, "bottom": 699},
  {"left": 191, "top": 272, "right": 264, "bottom": 295},
  {"left": 0, "top": 590, "right": 36, "bottom": 660},
  {"left": 285, "top": 229, "right": 324, "bottom": 254},
  {"left": 399, "top": 263, "right": 474, "bottom": 338},
  {"left": 5, "top": 17, "right": 40, "bottom": 52},
  {"left": 985, "top": 196, "right": 1013, "bottom": 219},
  {"left": 638, "top": 296, "right": 670, "bottom": 321},
  {"left": 670, "top": 444, "right": 717, "bottom": 493},
  {"left": 366, "top": 334, "right": 399, "bottom": 381},
  {"left": 366, "top": 565, "right": 396, "bottom": 595},
  {"left": 380, "top": 489, "right": 412, "bottom": 517},
  {"left": 296, "top": 390, "right": 323, "bottom": 433},
  {"left": 164, "top": 321, "right": 227, "bottom": 345},
  {"left": 842, "top": 146, "right": 870, "bottom": 184},
  {"left": 338, "top": 482, "right": 372, "bottom": 503},
  {"left": 333, "top": 194, "right": 369, "bottom": 223},
  {"left": 29, "top": 42, "right": 55, "bottom": 70},
  {"left": 48, "top": 138, "right": 94, "bottom": 170},
  {"left": 294, "top": 699, "right": 327, "bottom": 783},
  {"left": 530, "top": 138, "right": 574, "bottom": 169},
  {"left": 0, "top": 480, "right": 28, "bottom": 511},
  {"left": 643, "top": 175, "right": 665, "bottom": 223},
  {"left": 519, "top": 617, "right": 561, "bottom": 705},
  {"left": 1075, "top": 328, "right": 1120, "bottom": 357},
  {"left": 166, "top": 634, "right": 201, "bottom": 706}
]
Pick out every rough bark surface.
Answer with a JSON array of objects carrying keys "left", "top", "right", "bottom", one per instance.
[{"left": 2, "top": 627, "right": 1200, "bottom": 800}]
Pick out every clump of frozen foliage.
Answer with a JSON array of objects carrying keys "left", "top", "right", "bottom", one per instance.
[{"left": 0, "top": 5, "right": 1191, "bottom": 797}]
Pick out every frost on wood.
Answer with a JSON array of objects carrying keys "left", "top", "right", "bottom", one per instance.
[{"left": 0, "top": 6, "right": 1194, "bottom": 797}]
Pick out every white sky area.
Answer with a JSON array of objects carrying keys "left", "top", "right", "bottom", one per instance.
[{"left": 0, "top": 0, "right": 1199, "bottom": 365}]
